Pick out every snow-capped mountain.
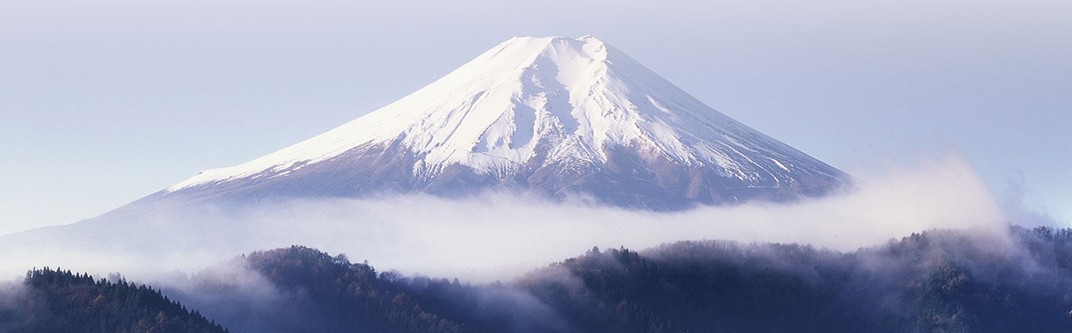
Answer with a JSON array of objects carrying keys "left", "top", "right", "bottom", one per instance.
[{"left": 156, "top": 36, "right": 846, "bottom": 209}]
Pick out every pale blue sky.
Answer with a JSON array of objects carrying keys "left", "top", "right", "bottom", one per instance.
[{"left": 1, "top": 0, "right": 1069, "bottom": 235}]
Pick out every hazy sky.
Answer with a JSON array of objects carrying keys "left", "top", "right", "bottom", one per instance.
[{"left": 1, "top": 0, "right": 1069, "bottom": 236}]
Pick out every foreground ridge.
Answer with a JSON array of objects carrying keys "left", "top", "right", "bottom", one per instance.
[{"left": 13, "top": 226, "right": 1066, "bottom": 332}]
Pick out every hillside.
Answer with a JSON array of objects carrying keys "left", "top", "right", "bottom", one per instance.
[
  {"left": 162, "top": 226, "right": 1072, "bottom": 332},
  {"left": 0, "top": 268, "right": 227, "bottom": 333}
]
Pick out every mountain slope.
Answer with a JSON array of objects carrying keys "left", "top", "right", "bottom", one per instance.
[{"left": 157, "top": 36, "right": 845, "bottom": 209}]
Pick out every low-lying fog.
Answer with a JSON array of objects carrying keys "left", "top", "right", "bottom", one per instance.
[{"left": 0, "top": 156, "right": 1028, "bottom": 283}]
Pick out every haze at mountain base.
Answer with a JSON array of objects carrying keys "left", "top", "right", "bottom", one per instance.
[{"left": 0, "top": 156, "right": 1003, "bottom": 283}]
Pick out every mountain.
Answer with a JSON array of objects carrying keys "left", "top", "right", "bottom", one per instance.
[
  {"left": 155, "top": 35, "right": 845, "bottom": 209},
  {"left": 0, "top": 35, "right": 850, "bottom": 294}
]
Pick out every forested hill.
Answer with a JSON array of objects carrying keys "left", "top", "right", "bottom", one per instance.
[
  {"left": 173, "top": 226, "right": 1072, "bottom": 333},
  {"left": 5, "top": 226, "right": 1072, "bottom": 332},
  {"left": 0, "top": 268, "right": 227, "bottom": 333},
  {"left": 519, "top": 226, "right": 1072, "bottom": 332}
]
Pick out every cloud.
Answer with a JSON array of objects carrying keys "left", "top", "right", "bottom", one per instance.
[
  {"left": 0, "top": 155, "right": 1009, "bottom": 284},
  {"left": 261, "top": 155, "right": 1006, "bottom": 281}
]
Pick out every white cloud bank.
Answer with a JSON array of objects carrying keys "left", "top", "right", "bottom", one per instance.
[{"left": 0, "top": 156, "right": 1009, "bottom": 283}]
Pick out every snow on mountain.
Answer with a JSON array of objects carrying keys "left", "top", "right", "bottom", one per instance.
[{"left": 160, "top": 36, "right": 847, "bottom": 209}]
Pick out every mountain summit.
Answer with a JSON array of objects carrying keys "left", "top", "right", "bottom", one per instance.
[{"left": 160, "top": 36, "right": 846, "bottom": 209}]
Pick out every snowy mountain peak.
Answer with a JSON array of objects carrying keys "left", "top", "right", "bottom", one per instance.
[{"left": 163, "top": 36, "right": 846, "bottom": 209}]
